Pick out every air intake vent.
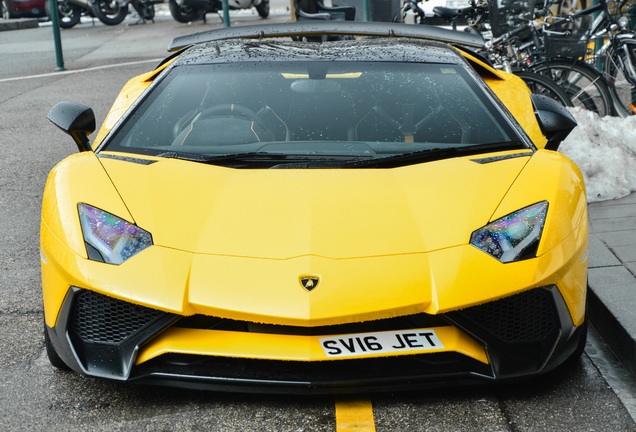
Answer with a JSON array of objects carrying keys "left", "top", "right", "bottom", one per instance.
[
  {"left": 72, "top": 290, "right": 164, "bottom": 344},
  {"left": 456, "top": 288, "right": 558, "bottom": 344}
]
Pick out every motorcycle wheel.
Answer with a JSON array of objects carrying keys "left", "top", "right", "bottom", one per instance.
[
  {"left": 45, "top": 0, "right": 82, "bottom": 29},
  {"left": 255, "top": 0, "right": 269, "bottom": 18},
  {"left": 168, "top": 0, "right": 199, "bottom": 22},
  {"left": 92, "top": 0, "right": 128, "bottom": 25}
]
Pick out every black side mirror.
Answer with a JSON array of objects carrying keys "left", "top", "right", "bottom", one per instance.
[
  {"left": 530, "top": 94, "right": 577, "bottom": 151},
  {"left": 47, "top": 101, "right": 96, "bottom": 152}
]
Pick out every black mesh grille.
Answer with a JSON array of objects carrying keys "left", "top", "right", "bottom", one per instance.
[
  {"left": 176, "top": 313, "right": 448, "bottom": 336},
  {"left": 133, "top": 351, "right": 493, "bottom": 389},
  {"left": 72, "top": 290, "right": 164, "bottom": 344},
  {"left": 456, "top": 289, "right": 558, "bottom": 344}
]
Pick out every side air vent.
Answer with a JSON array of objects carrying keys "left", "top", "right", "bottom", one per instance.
[
  {"left": 456, "top": 288, "right": 558, "bottom": 344},
  {"left": 72, "top": 290, "right": 165, "bottom": 344}
]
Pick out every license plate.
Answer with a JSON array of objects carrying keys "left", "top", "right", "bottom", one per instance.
[{"left": 319, "top": 328, "right": 444, "bottom": 358}]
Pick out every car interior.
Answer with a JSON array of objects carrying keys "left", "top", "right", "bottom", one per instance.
[{"left": 107, "top": 61, "right": 514, "bottom": 155}]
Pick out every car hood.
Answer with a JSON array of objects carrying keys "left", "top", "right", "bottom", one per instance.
[{"left": 100, "top": 152, "right": 532, "bottom": 259}]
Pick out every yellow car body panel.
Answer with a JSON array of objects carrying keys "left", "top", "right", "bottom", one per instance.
[
  {"left": 92, "top": 60, "right": 173, "bottom": 149},
  {"left": 98, "top": 151, "right": 531, "bottom": 256},
  {"left": 135, "top": 326, "right": 489, "bottom": 364},
  {"left": 41, "top": 152, "right": 134, "bottom": 258},
  {"left": 41, "top": 150, "right": 587, "bottom": 330},
  {"left": 484, "top": 74, "right": 547, "bottom": 148},
  {"left": 459, "top": 50, "right": 548, "bottom": 149}
]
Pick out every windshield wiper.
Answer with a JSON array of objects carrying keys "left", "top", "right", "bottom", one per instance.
[
  {"left": 156, "top": 142, "right": 524, "bottom": 168},
  {"left": 156, "top": 151, "right": 290, "bottom": 164},
  {"left": 156, "top": 151, "right": 374, "bottom": 166},
  {"left": 339, "top": 142, "right": 525, "bottom": 168}
]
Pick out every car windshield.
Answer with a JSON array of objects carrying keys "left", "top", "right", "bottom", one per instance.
[{"left": 102, "top": 61, "right": 527, "bottom": 167}]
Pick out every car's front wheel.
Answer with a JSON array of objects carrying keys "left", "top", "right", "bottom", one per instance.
[{"left": 44, "top": 323, "right": 70, "bottom": 370}]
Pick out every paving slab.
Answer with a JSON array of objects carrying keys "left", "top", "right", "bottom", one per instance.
[{"left": 588, "top": 194, "right": 636, "bottom": 377}]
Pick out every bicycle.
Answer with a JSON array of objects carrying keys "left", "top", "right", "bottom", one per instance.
[
  {"left": 397, "top": 0, "right": 575, "bottom": 108},
  {"left": 547, "top": 0, "right": 636, "bottom": 116},
  {"left": 484, "top": 0, "right": 616, "bottom": 116}
]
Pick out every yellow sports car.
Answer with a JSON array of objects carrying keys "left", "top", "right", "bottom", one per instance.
[{"left": 42, "top": 22, "right": 587, "bottom": 394}]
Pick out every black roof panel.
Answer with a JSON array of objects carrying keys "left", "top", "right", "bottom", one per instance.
[
  {"left": 173, "top": 37, "right": 470, "bottom": 66},
  {"left": 168, "top": 21, "right": 486, "bottom": 52}
]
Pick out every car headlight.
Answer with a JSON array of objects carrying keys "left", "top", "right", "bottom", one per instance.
[
  {"left": 78, "top": 203, "right": 152, "bottom": 265},
  {"left": 470, "top": 201, "right": 548, "bottom": 263}
]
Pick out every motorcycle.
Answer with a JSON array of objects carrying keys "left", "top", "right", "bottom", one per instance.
[
  {"left": 46, "top": 0, "right": 161, "bottom": 28},
  {"left": 168, "top": 0, "right": 269, "bottom": 23},
  {"left": 92, "top": 0, "right": 163, "bottom": 25}
]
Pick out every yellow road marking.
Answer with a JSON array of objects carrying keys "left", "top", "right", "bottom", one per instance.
[{"left": 335, "top": 398, "right": 376, "bottom": 432}]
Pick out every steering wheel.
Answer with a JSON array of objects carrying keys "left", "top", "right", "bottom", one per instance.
[
  {"left": 198, "top": 104, "right": 273, "bottom": 137},
  {"left": 173, "top": 104, "right": 274, "bottom": 142},
  {"left": 197, "top": 103, "right": 261, "bottom": 121}
]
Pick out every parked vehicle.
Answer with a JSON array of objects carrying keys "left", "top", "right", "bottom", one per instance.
[
  {"left": 551, "top": 0, "right": 636, "bottom": 115},
  {"left": 2, "top": 0, "right": 46, "bottom": 19},
  {"left": 45, "top": 0, "right": 92, "bottom": 28},
  {"left": 92, "top": 0, "right": 163, "bottom": 25},
  {"left": 168, "top": 0, "right": 269, "bottom": 23},
  {"left": 46, "top": 0, "right": 162, "bottom": 28},
  {"left": 43, "top": 21, "right": 587, "bottom": 394},
  {"left": 90, "top": 0, "right": 129, "bottom": 24},
  {"left": 400, "top": 0, "right": 615, "bottom": 117}
]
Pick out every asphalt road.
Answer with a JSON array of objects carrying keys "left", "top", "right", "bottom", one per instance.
[{"left": 1, "top": 8, "right": 636, "bottom": 431}]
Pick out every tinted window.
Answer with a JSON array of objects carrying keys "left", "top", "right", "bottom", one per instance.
[{"left": 103, "top": 61, "right": 523, "bottom": 162}]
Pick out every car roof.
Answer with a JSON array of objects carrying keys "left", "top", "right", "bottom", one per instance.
[
  {"left": 172, "top": 36, "right": 474, "bottom": 67},
  {"left": 168, "top": 21, "right": 485, "bottom": 53}
]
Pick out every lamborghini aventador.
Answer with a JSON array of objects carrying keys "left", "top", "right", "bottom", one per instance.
[{"left": 42, "top": 21, "right": 588, "bottom": 394}]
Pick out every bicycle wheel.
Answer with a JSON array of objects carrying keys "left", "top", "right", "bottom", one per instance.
[
  {"left": 601, "top": 38, "right": 636, "bottom": 116},
  {"left": 555, "top": 0, "right": 591, "bottom": 31},
  {"left": 532, "top": 60, "right": 615, "bottom": 117},
  {"left": 515, "top": 71, "right": 574, "bottom": 108}
]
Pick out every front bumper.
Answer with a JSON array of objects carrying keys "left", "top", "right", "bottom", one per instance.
[{"left": 46, "top": 285, "right": 586, "bottom": 394}]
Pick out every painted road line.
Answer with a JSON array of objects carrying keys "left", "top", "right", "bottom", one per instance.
[
  {"left": 335, "top": 398, "right": 376, "bottom": 432},
  {"left": 0, "top": 59, "right": 163, "bottom": 83}
]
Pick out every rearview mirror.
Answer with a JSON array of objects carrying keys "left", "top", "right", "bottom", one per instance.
[
  {"left": 530, "top": 94, "right": 577, "bottom": 151},
  {"left": 47, "top": 101, "right": 96, "bottom": 152}
]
